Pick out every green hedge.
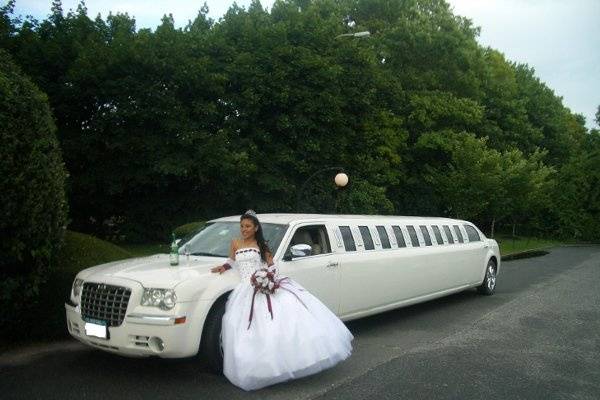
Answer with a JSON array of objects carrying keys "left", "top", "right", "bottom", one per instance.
[{"left": 0, "top": 49, "right": 68, "bottom": 334}]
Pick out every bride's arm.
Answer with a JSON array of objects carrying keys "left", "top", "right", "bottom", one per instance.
[
  {"left": 210, "top": 240, "right": 237, "bottom": 274},
  {"left": 266, "top": 250, "right": 274, "bottom": 267}
]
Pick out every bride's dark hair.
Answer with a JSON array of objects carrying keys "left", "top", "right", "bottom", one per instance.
[{"left": 241, "top": 211, "right": 270, "bottom": 263}]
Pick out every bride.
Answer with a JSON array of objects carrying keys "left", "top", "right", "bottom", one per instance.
[{"left": 210, "top": 210, "right": 353, "bottom": 391}]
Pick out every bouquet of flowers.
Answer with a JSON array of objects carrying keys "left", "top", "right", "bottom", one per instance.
[
  {"left": 247, "top": 265, "right": 307, "bottom": 329},
  {"left": 250, "top": 265, "right": 279, "bottom": 294}
]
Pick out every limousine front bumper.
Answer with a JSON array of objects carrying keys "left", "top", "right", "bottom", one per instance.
[{"left": 65, "top": 298, "right": 211, "bottom": 358}]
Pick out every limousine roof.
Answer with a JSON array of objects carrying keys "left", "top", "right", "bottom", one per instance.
[{"left": 210, "top": 213, "right": 469, "bottom": 226}]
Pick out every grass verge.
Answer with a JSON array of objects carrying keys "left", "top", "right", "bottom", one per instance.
[{"left": 495, "top": 235, "right": 562, "bottom": 256}]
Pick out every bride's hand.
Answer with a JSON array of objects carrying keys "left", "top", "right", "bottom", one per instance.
[{"left": 211, "top": 265, "right": 226, "bottom": 274}]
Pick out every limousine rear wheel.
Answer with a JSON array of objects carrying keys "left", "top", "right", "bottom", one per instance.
[
  {"left": 199, "top": 296, "right": 227, "bottom": 374},
  {"left": 477, "top": 260, "right": 497, "bottom": 295}
]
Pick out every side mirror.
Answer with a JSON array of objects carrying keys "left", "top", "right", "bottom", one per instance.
[
  {"left": 290, "top": 244, "right": 312, "bottom": 258},
  {"left": 175, "top": 239, "right": 182, "bottom": 246}
]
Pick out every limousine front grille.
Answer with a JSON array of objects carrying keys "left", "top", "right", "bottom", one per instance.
[{"left": 81, "top": 282, "right": 131, "bottom": 327}]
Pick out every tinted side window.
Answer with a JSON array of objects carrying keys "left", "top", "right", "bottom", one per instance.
[
  {"left": 443, "top": 225, "right": 454, "bottom": 244},
  {"left": 464, "top": 225, "right": 481, "bottom": 242},
  {"left": 339, "top": 226, "right": 356, "bottom": 251},
  {"left": 359, "top": 226, "right": 375, "bottom": 250},
  {"left": 376, "top": 226, "right": 391, "bottom": 249},
  {"left": 453, "top": 225, "right": 464, "bottom": 243},
  {"left": 432, "top": 225, "right": 444, "bottom": 244},
  {"left": 392, "top": 226, "right": 406, "bottom": 248},
  {"left": 419, "top": 225, "right": 432, "bottom": 246},
  {"left": 406, "top": 225, "right": 420, "bottom": 247}
]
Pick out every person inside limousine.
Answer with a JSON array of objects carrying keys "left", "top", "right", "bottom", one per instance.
[{"left": 210, "top": 210, "right": 353, "bottom": 391}]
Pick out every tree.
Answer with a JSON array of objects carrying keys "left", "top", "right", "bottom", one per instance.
[
  {"left": 418, "top": 132, "right": 502, "bottom": 221},
  {"left": 493, "top": 149, "right": 554, "bottom": 237},
  {"left": 0, "top": 0, "right": 18, "bottom": 50},
  {"left": 477, "top": 50, "right": 543, "bottom": 154},
  {"left": 512, "top": 64, "right": 586, "bottom": 164},
  {"left": 1, "top": 0, "right": 595, "bottom": 241},
  {"left": 551, "top": 132, "right": 600, "bottom": 240}
]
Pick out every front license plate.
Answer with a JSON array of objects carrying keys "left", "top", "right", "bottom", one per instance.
[{"left": 84, "top": 321, "right": 107, "bottom": 339}]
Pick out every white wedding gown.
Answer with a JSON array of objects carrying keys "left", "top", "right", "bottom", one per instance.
[{"left": 221, "top": 248, "right": 353, "bottom": 391}]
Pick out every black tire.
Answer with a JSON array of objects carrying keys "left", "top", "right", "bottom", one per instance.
[
  {"left": 477, "top": 259, "right": 497, "bottom": 295},
  {"left": 199, "top": 296, "right": 227, "bottom": 374}
]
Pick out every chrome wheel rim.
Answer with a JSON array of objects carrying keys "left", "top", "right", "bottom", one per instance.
[{"left": 486, "top": 264, "right": 496, "bottom": 291}]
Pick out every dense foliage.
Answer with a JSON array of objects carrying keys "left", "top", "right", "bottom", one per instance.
[
  {"left": 1, "top": 230, "right": 134, "bottom": 340},
  {"left": 1, "top": 0, "right": 598, "bottom": 242},
  {"left": 0, "top": 47, "right": 68, "bottom": 330}
]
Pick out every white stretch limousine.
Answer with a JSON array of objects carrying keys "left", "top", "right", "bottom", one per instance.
[{"left": 65, "top": 214, "right": 500, "bottom": 371}]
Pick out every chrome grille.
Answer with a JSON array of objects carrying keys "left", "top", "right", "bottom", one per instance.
[{"left": 81, "top": 282, "right": 131, "bottom": 327}]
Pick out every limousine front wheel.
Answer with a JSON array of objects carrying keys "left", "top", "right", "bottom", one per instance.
[
  {"left": 477, "top": 260, "right": 497, "bottom": 295},
  {"left": 199, "top": 296, "right": 227, "bottom": 374}
]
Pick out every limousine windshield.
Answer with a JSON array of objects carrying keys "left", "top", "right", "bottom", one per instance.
[{"left": 181, "top": 222, "right": 288, "bottom": 256}]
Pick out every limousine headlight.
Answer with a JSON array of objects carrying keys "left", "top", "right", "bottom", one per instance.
[
  {"left": 141, "top": 288, "right": 177, "bottom": 310},
  {"left": 71, "top": 278, "right": 84, "bottom": 304}
]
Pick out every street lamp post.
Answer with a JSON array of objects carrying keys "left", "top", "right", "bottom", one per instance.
[{"left": 296, "top": 167, "right": 348, "bottom": 212}]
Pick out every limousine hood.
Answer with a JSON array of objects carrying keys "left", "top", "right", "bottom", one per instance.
[{"left": 79, "top": 254, "right": 227, "bottom": 289}]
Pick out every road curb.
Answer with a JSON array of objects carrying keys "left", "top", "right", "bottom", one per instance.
[
  {"left": 500, "top": 243, "right": 600, "bottom": 262},
  {"left": 501, "top": 248, "right": 550, "bottom": 261}
]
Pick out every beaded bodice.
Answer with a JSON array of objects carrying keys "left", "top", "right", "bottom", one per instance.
[{"left": 234, "top": 248, "right": 266, "bottom": 281}]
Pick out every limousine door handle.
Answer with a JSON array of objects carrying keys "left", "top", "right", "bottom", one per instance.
[{"left": 326, "top": 261, "right": 339, "bottom": 268}]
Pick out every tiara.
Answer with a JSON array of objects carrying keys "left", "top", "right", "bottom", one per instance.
[{"left": 243, "top": 209, "right": 257, "bottom": 217}]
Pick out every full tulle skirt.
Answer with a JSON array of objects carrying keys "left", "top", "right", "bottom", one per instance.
[{"left": 221, "top": 279, "right": 353, "bottom": 391}]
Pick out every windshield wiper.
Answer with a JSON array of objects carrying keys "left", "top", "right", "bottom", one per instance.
[{"left": 190, "top": 252, "right": 225, "bottom": 257}]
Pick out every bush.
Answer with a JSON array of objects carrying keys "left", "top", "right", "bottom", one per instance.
[{"left": 0, "top": 49, "right": 68, "bottom": 333}]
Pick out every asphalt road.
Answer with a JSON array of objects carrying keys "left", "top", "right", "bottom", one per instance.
[{"left": 1, "top": 246, "right": 599, "bottom": 400}]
